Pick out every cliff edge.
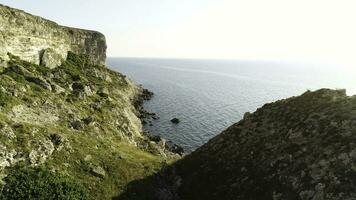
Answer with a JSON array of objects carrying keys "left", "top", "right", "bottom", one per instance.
[
  {"left": 0, "top": 4, "right": 177, "bottom": 200},
  {"left": 0, "top": 4, "right": 106, "bottom": 68}
]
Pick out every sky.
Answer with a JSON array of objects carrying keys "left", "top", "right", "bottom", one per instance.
[{"left": 1, "top": 0, "right": 356, "bottom": 68}]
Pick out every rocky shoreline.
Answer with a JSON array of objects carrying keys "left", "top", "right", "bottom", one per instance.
[
  {"left": 133, "top": 86, "right": 157, "bottom": 122},
  {"left": 133, "top": 86, "right": 184, "bottom": 156}
]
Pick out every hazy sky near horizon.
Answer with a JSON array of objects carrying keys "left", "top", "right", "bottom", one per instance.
[{"left": 1, "top": 0, "right": 356, "bottom": 68}]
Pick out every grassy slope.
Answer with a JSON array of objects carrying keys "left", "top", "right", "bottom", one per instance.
[{"left": 0, "top": 53, "right": 170, "bottom": 199}]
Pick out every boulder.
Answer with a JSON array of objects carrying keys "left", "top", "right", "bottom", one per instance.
[
  {"left": 71, "top": 82, "right": 94, "bottom": 98},
  {"left": 91, "top": 166, "right": 106, "bottom": 178},
  {"left": 84, "top": 155, "right": 92, "bottom": 162},
  {"left": 82, "top": 116, "right": 94, "bottom": 125},
  {"left": 165, "top": 141, "right": 184, "bottom": 156},
  {"left": 84, "top": 85, "right": 94, "bottom": 96},
  {"left": 90, "top": 102, "right": 102, "bottom": 111},
  {"left": 170, "top": 118, "right": 180, "bottom": 124},
  {"left": 40, "top": 48, "right": 63, "bottom": 69},
  {"left": 69, "top": 120, "right": 83, "bottom": 130},
  {"left": 25, "top": 76, "right": 52, "bottom": 91},
  {"left": 49, "top": 133, "right": 63, "bottom": 146},
  {"left": 0, "top": 145, "right": 16, "bottom": 169},
  {"left": 72, "top": 82, "right": 85, "bottom": 92},
  {"left": 29, "top": 140, "right": 55, "bottom": 165}
]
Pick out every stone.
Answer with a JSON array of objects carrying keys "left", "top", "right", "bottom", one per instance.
[
  {"left": 25, "top": 76, "right": 52, "bottom": 90},
  {"left": 91, "top": 166, "right": 106, "bottom": 178},
  {"left": 71, "top": 83, "right": 93, "bottom": 98},
  {"left": 165, "top": 141, "right": 184, "bottom": 156},
  {"left": 97, "top": 87, "right": 109, "bottom": 97},
  {"left": 170, "top": 118, "right": 180, "bottom": 124},
  {"left": 84, "top": 155, "right": 92, "bottom": 162},
  {"left": 51, "top": 83, "right": 66, "bottom": 94},
  {"left": 82, "top": 116, "right": 94, "bottom": 125},
  {"left": 84, "top": 85, "right": 94, "bottom": 96},
  {"left": 146, "top": 133, "right": 162, "bottom": 143},
  {"left": 40, "top": 48, "right": 63, "bottom": 69},
  {"left": 10, "top": 104, "right": 59, "bottom": 125},
  {"left": 5, "top": 64, "right": 33, "bottom": 77},
  {"left": 72, "top": 82, "right": 85, "bottom": 92},
  {"left": 0, "top": 145, "right": 11, "bottom": 169},
  {"left": 90, "top": 102, "right": 102, "bottom": 111},
  {"left": 90, "top": 68, "right": 112, "bottom": 82},
  {"left": 69, "top": 120, "right": 83, "bottom": 130},
  {"left": 49, "top": 133, "right": 63, "bottom": 146},
  {"left": 141, "top": 88, "right": 154, "bottom": 100},
  {"left": 0, "top": 125, "right": 16, "bottom": 139},
  {"left": 29, "top": 140, "right": 55, "bottom": 165}
]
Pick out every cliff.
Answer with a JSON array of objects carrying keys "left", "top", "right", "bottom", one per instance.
[
  {"left": 119, "top": 89, "right": 356, "bottom": 200},
  {"left": 0, "top": 4, "right": 106, "bottom": 68},
  {"left": 2, "top": 3, "right": 355, "bottom": 200},
  {"left": 0, "top": 4, "right": 177, "bottom": 200}
]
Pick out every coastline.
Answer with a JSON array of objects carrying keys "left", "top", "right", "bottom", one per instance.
[{"left": 133, "top": 85, "right": 184, "bottom": 156}]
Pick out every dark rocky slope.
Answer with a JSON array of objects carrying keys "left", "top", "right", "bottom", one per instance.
[
  {"left": 120, "top": 89, "right": 356, "bottom": 200},
  {"left": 175, "top": 89, "right": 356, "bottom": 200}
]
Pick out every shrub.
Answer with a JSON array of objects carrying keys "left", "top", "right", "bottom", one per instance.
[{"left": 0, "top": 167, "right": 88, "bottom": 200}]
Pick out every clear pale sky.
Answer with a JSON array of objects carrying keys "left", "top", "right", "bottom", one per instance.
[{"left": 1, "top": 0, "right": 356, "bottom": 68}]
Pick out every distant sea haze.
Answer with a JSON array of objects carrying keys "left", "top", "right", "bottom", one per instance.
[{"left": 108, "top": 58, "right": 356, "bottom": 152}]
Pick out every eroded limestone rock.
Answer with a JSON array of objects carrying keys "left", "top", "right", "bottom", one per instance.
[
  {"left": 41, "top": 48, "right": 63, "bottom": 69},
  {"left": 29, "top": 139, "right": 55, "bottom": 165},
  {"left": 91, "top": 165, "right": 106, "bottom": 178},
  {"left": 0, "top": 4, "right": 106, "bottom": 66}
]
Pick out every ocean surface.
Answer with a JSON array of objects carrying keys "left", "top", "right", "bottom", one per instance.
[{"left": 108, "top": 58, "right": 356, "bottom": 152}]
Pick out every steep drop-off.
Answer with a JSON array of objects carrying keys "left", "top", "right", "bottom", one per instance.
[
  {"left": 0, "top": 51, "right": 178, "bottom": 199},
  {"left": 0, "top": 4, "right": 106, "bottom": 68},
  {"left": 2, "top": 3, "right": 356, "bottom": 200},
  {"left": 0, "top": 4, "right": 177, "bottom": 200}
]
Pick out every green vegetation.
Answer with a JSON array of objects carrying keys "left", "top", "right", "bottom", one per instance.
[
  {"left": 0, "top": 53, "right": 173, "bottom": 199},
  {"left": 1, "top": 167, "right": 88, "bottom": 200}
]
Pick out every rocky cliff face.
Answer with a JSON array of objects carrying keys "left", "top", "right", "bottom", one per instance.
[
  {"left": 0, "top": 4, "right": 178, "bottom": 199},
  {"left": 0, "top": 4, "right": 106, "bottom": 68}
]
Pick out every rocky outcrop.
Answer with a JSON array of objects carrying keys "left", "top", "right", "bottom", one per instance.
[
  {"left": 170, "top": 89, "right": 356, "bottom": 200},
  {"left": 0, "top": 50, "right": 176, "bottom": 199},
  {"left": 119, "top": 89, "right": 356, "bottom": 200},
  {"left": 0, "top": 4, "right": 106, "bottom": 68}
]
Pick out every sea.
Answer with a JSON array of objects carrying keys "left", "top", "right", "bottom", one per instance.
[{"left": 108, "top": 58, "right": 356, "bottom": 152}]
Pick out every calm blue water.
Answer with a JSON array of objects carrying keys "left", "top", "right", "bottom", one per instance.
[{"left": 108, "top": 58, "right": 356, "bottom": 152}]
